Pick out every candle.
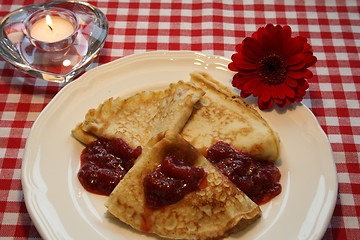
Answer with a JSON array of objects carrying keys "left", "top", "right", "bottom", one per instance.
[
  {"left": 24, "top": 8, "right": 78, "bottom": 51},
  {"left": 30, "top": 15, "right": 75, "bottom": 43}
]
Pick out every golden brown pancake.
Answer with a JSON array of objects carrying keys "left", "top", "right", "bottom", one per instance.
[
  {"left": 72, "top": 72, "right": 279, "bottom": 162},
  {"left": 181, "top": 72, "right": 280, "bottom": 161},
  {"left": 105, "top": 131, "right": 261, "bottom": 240},
  {"left": 72, "top": 81, "right": 205, "bottom": 147}
]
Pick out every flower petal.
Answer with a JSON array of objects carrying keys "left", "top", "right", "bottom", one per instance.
[
  {"left": 231, "top": 53, "right": 242, "bottom": 62},
  {"left": 231, "top": 73, "right": 245, "bottom": 88},
  {"left": 274, "top": 98, "right": 286, "bottom": 106},
  {"left": 277, "top": 99, "right": 288, "bottom": 108},
  {"left": 252, "top": 26, "right": 267, "bottom": 41},
  {"left": 304, "top": 69, "right": 313, "bottom": 79},
  {"left": 304, "top": 56, "right": 317, "bottom": 68},
  {"left": 282, "top": 25, "right": 292, "bottom": 39},
  {"left": 271, "top": 84, "right": 291, "bottom": 100},
  {"left": 228, "top": 62, "right": 238, "bottom": 71},
  {"left": 286, "top": 53, "right": 304, "bottom": 66},
  {"left": 259, "top": 85, "right": 273, "bottom": 103},
  {"left": 287, "top": 61, "right": 306, "bottom": 70},
  {"left": 240, "top": 91, "right": 251, "bottom": 98},
  {"left": 258, "top": 97, "right": 274, "bottom": 110},
  {"left": 281, "top": 83, "right": 295, "bottom": 98},
  {"left": 253, "top": 82, "right": 266, "bottom": 97},
  {"left": 295, "top": 87, "right": 306, "bottom": 98},
  {"left": 281, "top": 37, "right": 304, "bottom": 59},
  {"left": 241, "top": 47, "right": 262, "bottom": 63},
  {"left": 235, "top": 43, "right": 243, "bottom": 53},
  {"left": 287, "top": 70, "right": 305, "bottom": 79},
  {"left": 294, "top": 97, "right": 303, "bottom": 102},
  {"left": 242, "top": 38, "right": 264, "bottom": 62},
  {"left": 285, "top": 77, "right": 298, "bottom": 87},
  {"left": 285, "top": 98, "right": 293, "bottom": 104},
  {"left": 235, "top": 68, "right": 257, "bottom": 75},
  {"left": 300, "top": 79, "right": 309, "bottom": 90},
  {"left": 278, "top": 87, "right": 286, "bottom": 100},
  {"left": 234, "top": 57, "right": 257, "bottom": 70},
  {"left": 263, "top": 25, "right": 284, "bottom": 52},
  {"left": 242, "top": 76, "right": 262, "bottom": 93},
  {"left": 232, "top": 72, "right": 259, "bottom": 89}
]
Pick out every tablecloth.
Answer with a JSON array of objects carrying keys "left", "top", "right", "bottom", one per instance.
[{"left": 0, "top": 0, "right": 359, "bottom": 239}]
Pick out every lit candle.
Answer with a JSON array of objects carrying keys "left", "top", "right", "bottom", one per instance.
[
  {"left": 30, "top": 15, "right": 75, "bottom": 43},
  {"left": 25, "top": 8, "right": 78, "bottom": 51}
]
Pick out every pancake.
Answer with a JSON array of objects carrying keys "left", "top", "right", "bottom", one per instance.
[
  {"left": 72, "top": 81, "right": 205, "bottom": 147},
  {"left": 181, "top": 72, "right": 280, "bottom": 161},
  {"left": 105, "top": 131, "right": 261, "bottom": 240}
]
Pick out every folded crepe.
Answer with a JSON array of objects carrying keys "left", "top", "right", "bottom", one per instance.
[
  {"left": 105, "top": 131, "right": 261, "bottom": 240},
  {"left": 72, "top": 81, "right": 205, "bottom": 147},
  {"left": 181, "top": 72, "right": 280, "bottom": 161},
  {"left": 73, "top": 71, "right": 279, "bottom": 162}
]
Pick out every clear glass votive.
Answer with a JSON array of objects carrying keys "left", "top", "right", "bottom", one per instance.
[
  {"left": 0, "top": 0, "right": 108, "bottom": 83},
  {"left": 24, "top": 8, "right": 78, "bottom": 52}
]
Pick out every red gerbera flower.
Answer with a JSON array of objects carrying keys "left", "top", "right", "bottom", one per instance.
[{"left": 228, "top": 24, "right": 317, "bottom": 110}]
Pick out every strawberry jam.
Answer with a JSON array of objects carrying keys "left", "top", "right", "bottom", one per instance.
[
  {"left": 78, "top": 137, "right": 142, "bottom": 195},
  {"left": 207, "top": 141, "right": 281, "bottom": 205},
  {"left": 144, "top": 154, "right": 206, "bottom": 210}
]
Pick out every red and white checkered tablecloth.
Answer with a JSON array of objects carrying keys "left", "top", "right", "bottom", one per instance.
[{"left": 0, "top": 0, "right": 359, "bottom": 239}]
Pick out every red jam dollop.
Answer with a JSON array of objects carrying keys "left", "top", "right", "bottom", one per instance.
[
  {"left": 143, "top": 154, "right": 206, "bottom": 210},
  {"left": 207, "top": 141, "right": 281, "bottom": 205},
  {"left": 78, "top": 137, "right": 142, "bottom": 195}
]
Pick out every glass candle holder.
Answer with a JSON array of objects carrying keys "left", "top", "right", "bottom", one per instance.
[
  {"left": 0, "top": 0, "right": 108, "bottom": 83},
  {"left": 24, "top": 8, "right": 79, "bottom": 52}
]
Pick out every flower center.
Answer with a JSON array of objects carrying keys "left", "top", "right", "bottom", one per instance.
[{"left": 258, "top": 53, "right": 286, "bottom": 85}]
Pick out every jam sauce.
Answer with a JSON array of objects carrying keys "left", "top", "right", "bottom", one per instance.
[
  {"left": 143, "top": 154, "right": 207, "bottom": 210},
  {"left": 207, "top": 141, "right": 281, "bottom": 205},
  {"left": 78, "top": 137, "right": 142, "bottom": 195}
]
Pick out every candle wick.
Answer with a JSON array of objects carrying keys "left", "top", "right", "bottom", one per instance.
[{"left": 48, "top": 25, "right": 53, "bottom": 31}]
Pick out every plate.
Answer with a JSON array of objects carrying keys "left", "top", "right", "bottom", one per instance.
[{"left": 22, "top": 51, "right": 338, "bottom": 240}]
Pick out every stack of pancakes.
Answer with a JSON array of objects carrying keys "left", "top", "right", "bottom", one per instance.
[{"left": 72, "top": 72, "right": 280, "bottom": 239}]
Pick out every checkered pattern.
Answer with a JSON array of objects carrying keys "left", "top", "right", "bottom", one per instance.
[{"left": 0, "top": 0, "right": 359, "bottom": 239}]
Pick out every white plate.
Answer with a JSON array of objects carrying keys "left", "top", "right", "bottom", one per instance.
[{"left": 22, "top": 51, "right": 338, "bottom": 240}]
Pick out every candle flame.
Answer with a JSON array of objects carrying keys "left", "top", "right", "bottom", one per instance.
[{"left": 45, "top": 15, "right": 53, "bottom": 27}]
